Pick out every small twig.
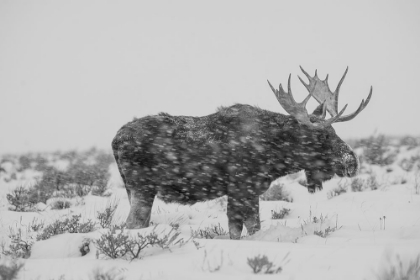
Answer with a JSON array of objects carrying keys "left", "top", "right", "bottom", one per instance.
[{"left": 335, "top": 215, "right": 338, "bottom": 229}]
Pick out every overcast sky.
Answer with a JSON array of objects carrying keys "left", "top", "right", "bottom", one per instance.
[{"left": 1, "top": 0, "right": 419, "bottom": 154}]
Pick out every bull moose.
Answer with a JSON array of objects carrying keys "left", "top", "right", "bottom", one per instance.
[{"left": 112, "top": 67, "right": 372, "bottom": 239}]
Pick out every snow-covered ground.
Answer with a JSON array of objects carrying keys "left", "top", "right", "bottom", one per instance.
[{"left": 1, "top": 146, "right": 419, "bottom": 280}]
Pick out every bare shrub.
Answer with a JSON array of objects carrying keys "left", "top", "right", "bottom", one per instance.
[
  {"left": 66, "top": 149, "right": 112, "bottom": 195},
  {"left": 97, "top": 202, "right": 118, "bottom": 229},
  {"left": 2, "top": 228, "right": 33, "bottom": 259},
  {"left": 399, "top": 136, "right": 420, "bottom": 150},
  {"left": 39, "top": 167, "right": 71, "bottom": 192},
  {"left": 356, "top": 134, "right": 396, "bottom": 166},
  {"left": 90, "top": 268, "right": 125, "bottom": 280},
  {"left": 80, "top": 239, "right": 91, "bottom": 256},
  {"left": 351, "top": 178, "right": 365, "bottom": 192},
  {"left": 366, "top": 174, "right": 379, "bottom": 190},
  {"left": 191, "top": 224, "right": 228, "bottom": 239},
  {"left": 91, "top": 183, "right": 109, "bottom": 196},
  {"left": 377, "top": 254, "right": 420, "bottom": 280},
  {"left": 18, "top": 149, "right": 114, "bottom": 204},
  {"left": 74, "top": 184, "right": 92, "bottom": 197},
  {"left": 314, "top": 226, "right": 339, "bottom": 238},
  {"left": 415, "top": 171, "right": 420, "bottom": 195},
  {"left": 29, "top": 218, "right": 45, "bottom": 232},
  {"left": 6, "top": 185, "right": 34, "bottom": 212},
  {"left": 27, "top": 179, "right": 56, "bottom": 204},
  {"left": 17, "top": 155, "right": 32, "bottom": 171},
  {"left": 271, "top": 207, "right": 290, "bottom": 219},
  {"left": 327, "top": 180, "right": 348, "bottom": 199},
  {"left": 50, "top": 199, "right": 71, "bottom": 210},
  {"left": 151, "top": 228, "right": 185, "bottom": 251},
  {"left": 400, "top": 155, "right": 420, "bottom": 172},
  {"left": 95, "top": 225, "right": 185, "bottom": 260},
  {"left": 37, "top": 214, "right": 96, "bottom": 241},
  {"left": 247, "top": 254, "right": 282, "bottom": 274},
  {"left": 0, "top": 261, "right": 25, "bottom": 280}
]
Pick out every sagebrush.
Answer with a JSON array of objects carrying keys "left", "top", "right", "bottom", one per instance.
[
  {"left": 36, "top": 214, "right": 95, "bottom": 241},
  {"left": 95, "top": 225, "right": 185, "bottom": 260}
]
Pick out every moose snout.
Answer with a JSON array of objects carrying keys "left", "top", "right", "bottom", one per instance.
[{"left": 337, "top": 151, "right": 359, "bottom": 177}]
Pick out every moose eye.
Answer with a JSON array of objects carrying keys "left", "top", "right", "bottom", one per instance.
[{"left": 319, "top": 134, "right": 329, "bottom": 142}]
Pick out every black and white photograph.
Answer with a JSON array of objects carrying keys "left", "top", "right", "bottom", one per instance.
[{"left": 1, "top": 1, "right": 419, "bottom": 279}]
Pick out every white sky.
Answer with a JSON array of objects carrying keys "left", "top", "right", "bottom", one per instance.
[{"left": 1, "top": 0, "right": 419, "bottom": 154}]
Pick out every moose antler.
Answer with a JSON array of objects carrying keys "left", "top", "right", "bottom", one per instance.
[
  {"left": 267, "top": 75, "right": 347, "bottom": 129},
  {"left": 298, "top": 66, "right": 372, "bottom": 122}
]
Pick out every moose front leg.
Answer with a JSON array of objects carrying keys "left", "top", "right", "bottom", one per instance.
[
  {"left": 227, "top": 196, "right": 260, "bottom": 239},
  {"left": 305, "top": 170, "right": 324, "bottom": 193}
]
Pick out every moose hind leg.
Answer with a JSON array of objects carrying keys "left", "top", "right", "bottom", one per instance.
[
  {"left": 126, "top": 188, "right": 156, "bottom": 229},
  {"left": 243, "top": 197, "right": 261, "bottom": 236}
]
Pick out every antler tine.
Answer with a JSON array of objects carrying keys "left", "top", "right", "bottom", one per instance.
[
  {"left": 268, "top": 75, "right": 300, "bottom": 115},
  {"left": 298, "top": 66, "right": 339, "bottom": 117},
  {"left": 268, "top": 75, "right": 325, "bottom": 129},
  {"left": 299, "top": 65, "right": 311, "bottom": 80},
  {"left": 332, "top": 67, "right": 348, "bottom": 112},
  {"left": 298, "top": 65, "right": 311, "bottom": 90},
  {"left": 322, "top": 104, "right": 348, "bottom": 127},
  {"left": 268, "top": 68, "right": 372, "bottom": 129},
  {"left": 335, "top": 86, "right": 373, "bottom": 122},
  {"left": 320, "top": 101, "right": 327, "bottom": 120},
  {"left": 334, "top": 67, "right": 349, "bottom": 95},
  {"left": 287, "top": 74, "right": 294, "bottom": 103}
]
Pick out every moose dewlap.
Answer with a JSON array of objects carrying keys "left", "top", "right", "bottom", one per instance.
[{"left": 112, "top": 67, "right": 372, "bottom": 239}]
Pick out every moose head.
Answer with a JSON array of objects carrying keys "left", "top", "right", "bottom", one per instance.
[{"left": 267, "top": 66, "right": 372, "bottom": 192}]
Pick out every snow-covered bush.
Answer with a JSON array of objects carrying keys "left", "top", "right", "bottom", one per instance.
[
  {"left": 355, "top": 134, "right": 396, "bottom": 166},
  {"left": 399, "top": 136, "right": 420, "bottom": 150},
  {"left": 351, "top": 178, "right": 365, "bottom": 192},
  {"left": 399, "top": 155, "right": 420, "bottom": 172},
  {"left": 3, "top": 149, "right": 114, "bottom": 200}
]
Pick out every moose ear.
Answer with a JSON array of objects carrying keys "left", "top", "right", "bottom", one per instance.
[{"left": 311, "top": 102, "right": 327, "bottom": 119}]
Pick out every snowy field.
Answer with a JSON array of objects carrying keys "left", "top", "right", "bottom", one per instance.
[{"left": 0, "top": 141, "right": 420, "bottom": 280}]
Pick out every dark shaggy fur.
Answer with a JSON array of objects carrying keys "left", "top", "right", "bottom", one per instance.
[{"left": 112, "top": 104, "right": 358, "bottom": 239}]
